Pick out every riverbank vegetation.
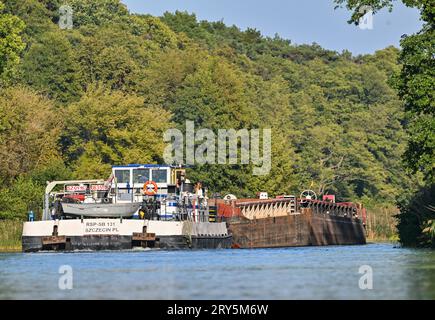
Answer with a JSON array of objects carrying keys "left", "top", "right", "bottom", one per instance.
[
  {"left": 0, "top": 0, "right": 432, "bottom": 246},
  {"left": 0, "top": 220, "right": 22, "bottom": 252},
  {"left": 365, "top": 206, "right": 398, "bottom": 242},
  {"left": 334, "top": 0, "right": 434, "bottom": 247}
]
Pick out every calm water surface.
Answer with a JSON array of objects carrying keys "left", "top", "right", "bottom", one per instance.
[{"left": 0, "top": 243, "right": 434, "bottom": 299}]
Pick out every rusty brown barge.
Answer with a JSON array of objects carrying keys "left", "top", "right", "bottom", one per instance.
[{"left": 214, "top": 196, "right": 366, "bottom": 249}]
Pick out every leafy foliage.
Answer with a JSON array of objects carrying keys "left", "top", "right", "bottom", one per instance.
[
  {"left": 0, "top": 1, "right": 25, "bottom": 82},
  {"left": 0, "top": 0, "right": 422, "bottom": 226},
  {"left": 20, "top": 30, "right": 82, "bottom": 103},
  {"left": 0, "top": 86, "right": 61, "bottom": 184},
  {"left": 67, "top": 0, "right": 129, "bottom": 28},
  {"left": 335, "top": 0, "right": 434, "bottom": 246},
  {"left": 397, "top": 26, "right": 434, "bottom": 182},
  {"left": 61, "top": 87, "right": 173, "bottom": 179},
  {"left": 0, "top": 176, "right": 44, "bottom": 220},
  {"left": 397, "top": 183, "right": 435, "bottom": 247}
]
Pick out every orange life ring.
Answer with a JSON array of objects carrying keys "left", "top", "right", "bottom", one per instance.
[{"left": 143, "top": 181, "right": 158, "bottom": 196}]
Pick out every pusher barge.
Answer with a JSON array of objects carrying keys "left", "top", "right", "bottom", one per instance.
[
  {"left": 22, "top": 165, "right": 231, "bottom": 252},
  {"left": 22, "top": 165, "right": 366, "bottom": 252}
]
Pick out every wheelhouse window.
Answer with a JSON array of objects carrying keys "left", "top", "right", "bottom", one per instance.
[
  {"left": 151, "top": 169, "right": 168, "bottom": 183},
  {"left": 133, "top": 169, "right": 150, "bottom": 184},
  {"left": 114, "top": 169, "right": 130, "bottom": 184}
]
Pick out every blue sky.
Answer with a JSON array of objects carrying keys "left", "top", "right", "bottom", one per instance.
[{"left": 121, "top": 0, "right": 423, "bottom": 55}]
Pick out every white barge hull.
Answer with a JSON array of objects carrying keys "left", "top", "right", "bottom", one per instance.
[{"left": 22, "top": 219, "right": 232, "bottom": 252}]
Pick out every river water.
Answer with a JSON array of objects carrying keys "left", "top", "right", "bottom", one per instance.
[{"left": 0, "top": 243, "right": 434, "bottom": 300}]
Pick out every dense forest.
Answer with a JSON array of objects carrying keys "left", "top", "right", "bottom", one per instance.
[{"left": 0, "top": 0, "right": 433, "bottom": 246}]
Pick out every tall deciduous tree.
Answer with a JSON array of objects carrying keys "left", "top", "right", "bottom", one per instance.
[
  {"left": 20, "top": 31, "right": 82, "bottom": 103},
  {"left": 334, "top": 0, "right": 434, "bottom": 246},
  {"left": 334, "top": 0, "right": 434, "bottom": 181},
  {"left": 68, "top": 0, "right": 129, "bottom": 27},
  {"left": 61, "top": 87, "right": 174, "bottom": 178},
  {"left": 0, "top": 86, "right": 61, "bottom": 184},
  {"left": 0, "top": 1, "right": 25, "bottom": 82}
]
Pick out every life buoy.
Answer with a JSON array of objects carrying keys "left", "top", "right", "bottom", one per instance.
[{"left": 143, "top": 181, "right": 158, "bottom": 196}]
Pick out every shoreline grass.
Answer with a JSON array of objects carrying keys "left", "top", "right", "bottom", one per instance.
[
  {"left": 365, "top": 206, "right": 399, "bottom": 242},
  {"left": 0, "top": 220, "right": 22, "bottom": 253}
]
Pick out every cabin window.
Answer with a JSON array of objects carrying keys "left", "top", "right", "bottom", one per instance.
[
  {"left": 114, "top": 170, "right": 130, "bottom": 184},
  {"left": 152, "top": 169, "right": 167, "bottom": 183},
  {"left": 133, "top": 169, "right": 149, "bottom": 184}
]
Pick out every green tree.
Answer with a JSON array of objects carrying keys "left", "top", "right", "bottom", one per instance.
[
  {"left": 61, "top": 87, "right": 174, "bottom": 178},
  {"left": 74, "top": 24, "right": 156, "bottom": 93},
  {"left": 0, "top": 176, "right": 44, "bottom": 220},
  {"left": 20, "top": 31, "right": 82, "bottom": 103},
  {"left": 334, "top": 0, "right": 434, "bottom": 246},
  {"left": 0, "top": 86, "right": 61, "bottom": 185},
  {"left": 171, "top": 56, "right": 255, "bottom": 129},
  {"left": 334, "top": 0, "right": 434, "bottom": 181},
  {"left": 68, "top": 0, "right": 129, "bottom": 27},
  {"left": 398, "top": 28, "right": 434, "bottom": 182},
  {"left": 397, "top": 184, "right": 435, "bottom": 247},
  {"left": 2, "top": 0, "right": 58, "bottom": 39},
  {"left": 0, "top": 1, "right": 25, "bottom": 82},
  {"left": 130, "top": 14, "right": 178, "bottom": 49}
]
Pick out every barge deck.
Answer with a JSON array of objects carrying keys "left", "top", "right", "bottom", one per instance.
[{"left": 216, "top": 197, "right": 366, "bottom": 248}]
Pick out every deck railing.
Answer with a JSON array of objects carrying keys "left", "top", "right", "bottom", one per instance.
[{"left": 213, "top": 197, "right": 364, "bottom": 222}]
